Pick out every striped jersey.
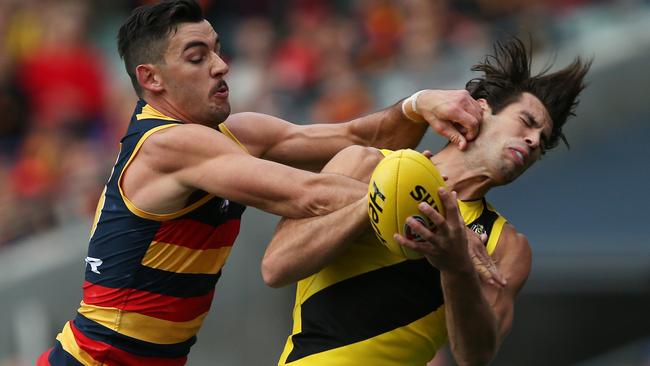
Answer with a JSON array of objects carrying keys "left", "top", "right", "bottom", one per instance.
[
  {"left": 39, "top": 100, "right": 246, "bottom": 366},
  {"left": 278, "top": 161, "right": 507, "bottom": 365}
]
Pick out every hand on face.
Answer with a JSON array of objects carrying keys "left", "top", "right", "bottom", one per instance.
[
  {"left": 415, "top": 90, "right": 483, "bottom": 151},
  {"left": 469, "top": 94, "right": 551, "bottom": 184}
]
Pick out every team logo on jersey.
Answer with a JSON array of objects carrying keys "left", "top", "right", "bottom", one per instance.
[
  {"left": 220, "top": 199, "right": 230, "bottom": 213},
  {"left": 404, "top": 215, "right": 434, "bottom": 242},
  {"left": 85, "top": 257, "right": 103, "bottom": 274},
  {"left": 470, "top": 223, "right": 486, "bottom": 236}
]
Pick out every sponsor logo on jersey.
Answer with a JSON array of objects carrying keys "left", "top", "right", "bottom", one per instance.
[{"left": 85, "top": 257, "right": 103, "bottom": 274}]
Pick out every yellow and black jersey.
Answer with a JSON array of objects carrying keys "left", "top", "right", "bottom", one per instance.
[
  {"left": 40, "top": 100, "right": 246, "bottom": 366},
  {"left": 279, "top": 179, "right": 506, "bottom": 365}
]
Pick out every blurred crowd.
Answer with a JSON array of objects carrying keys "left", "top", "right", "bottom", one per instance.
[{"left": 0, "top": 0, "right": 628, "bottom": 247}]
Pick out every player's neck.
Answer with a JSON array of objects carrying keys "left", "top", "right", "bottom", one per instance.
[
  {"left": 143, "top": 96, "right": 200, "bottom": 125},
  {"left": 431, "top": 148, "right": 495, "bottom": 201}
]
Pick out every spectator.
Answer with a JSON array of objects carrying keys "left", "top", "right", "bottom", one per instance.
[{"left": 16, "top": 0, "right": 107, "bottom": 137}]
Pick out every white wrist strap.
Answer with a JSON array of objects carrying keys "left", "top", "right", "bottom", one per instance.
[
  {"left": 401, "top": 90, "right": 427, "bottom": 123},
  {"left": 410, "top": 90, "right": 426, "bottom": 116}
]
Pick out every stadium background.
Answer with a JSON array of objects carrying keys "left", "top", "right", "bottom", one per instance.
[{"left": 0, "top": 0, "right": 649, "bottom": 365}]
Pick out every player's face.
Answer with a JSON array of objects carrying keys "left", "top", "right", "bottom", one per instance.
[
  {"left": 472, "top": 92, "right": 553, "bottom": 185},
  {"left": 158, "top": 20, "right": 230, "bottom": 126}
]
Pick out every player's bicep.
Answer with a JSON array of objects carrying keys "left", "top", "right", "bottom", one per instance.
[
  {"left": 181, "top": 152, "right": 321, "bottom": 217},
  {"left": 223, "top": 112, "right": 362, "bottom": 170},
  {"left": 148, "top": 124, "right": 318, "bottom": 218},
  {"left": 220, "top": 112, "right": 288, "bottom": 158}
]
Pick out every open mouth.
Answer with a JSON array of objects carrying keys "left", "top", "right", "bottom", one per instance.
[{"left": 508, "top": 148, "right": 526, "bottom": 166}]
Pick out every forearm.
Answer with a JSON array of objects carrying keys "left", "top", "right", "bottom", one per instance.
[
  {"left": 442, "top": 270, "right": 498, "bottom": 366},
  {"left": 347, "top": 101, "right": 427, "bottom": 150},
  {"left": 262, "top": 198, "right": 369, "bottom": 287}
]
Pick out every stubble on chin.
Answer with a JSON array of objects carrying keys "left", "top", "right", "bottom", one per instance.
[{"left": 206, "top": 102, "right": 231, "bottom": 125}]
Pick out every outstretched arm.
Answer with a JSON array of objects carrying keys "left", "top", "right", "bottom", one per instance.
[
  {"left": 396, "top": 190, "right": 531, "bottom": 366},
  {"left": 223, "top": 90, "right": 481, "bottom": 171},
  {"left": 261, "top": 145, "right": 384, "bottom": 287},
  {"left": 122, "top": 123, "right": 367, "bottom": 219}
]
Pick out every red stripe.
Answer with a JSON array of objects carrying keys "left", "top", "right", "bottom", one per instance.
[
  {"left": 83, "top": 282, "right": 214, "bottom": 322},
  {"left": 36, "top": 348, "right": 52, "bottom": 366},
  {"left": 69, "top": 322, "right": 187, "bottom": 366},
  {"left": 153, "top": 219, "right": 240, "bottom": 250}
]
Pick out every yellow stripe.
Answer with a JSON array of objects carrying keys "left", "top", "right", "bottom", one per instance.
[
  {"left": 56, "top": 321, "right": 99, "bottom": 366},
  {"left": 458, "top": 199, "right": 484, "bottom": 225},
  {"left": 117, "top": 124, "right": 215, "bottom": 221},
  {"left": 136, "top": 103, "right": 181, "bottom": 121},
  {"left": 89, "top": 186, "right": 107, "bottom": 240},
  {"left": 486, "top": 216, "right": 506, "bottom": 255},
  {"left": 141, "top": 241, "right": 232, "bottom": 274},
  {"left": 218, "top": 123, "right": 250, "bottom": 154},
  {"left": 89, "top": 143, "right": 124, "bottom": 240},
  {"left": 78, "top": 302, "right": 207, "bottom": 345},
  {"left": 279, "top": 287, "right": 304, "bottom": 365}
]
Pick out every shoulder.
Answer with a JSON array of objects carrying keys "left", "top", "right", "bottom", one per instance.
[
  {"left": 139, "top": 123, "right": 243, "bottom": 172},
  {"left": 499, "top": 224, "right": 531, "bottom": 253},
  {"left": 495, "top": 224, "right": 532, "bottom": 263},
  {"left": 493, "top": 223, "right": 532, "bottom": 290},
  {"left": 322, "top": 145, "right": 384, "bottom": 181},
  {"left": 336, "top": 145, "right": 384, "bottom": 164},
  {"left": 144, "top": 123, "right": 220, "bottom": 154}
]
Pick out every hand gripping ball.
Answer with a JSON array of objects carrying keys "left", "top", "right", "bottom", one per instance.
[{"left": 367, "top": 149, "right": 447, "bottom": 259}]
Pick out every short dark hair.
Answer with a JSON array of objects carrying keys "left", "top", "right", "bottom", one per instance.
[
  {"left": 466, "top": 38, "right": 592, "bottom": 150},
  {"left": 117, "top": 0, "right": 203, "bottom": 96}
]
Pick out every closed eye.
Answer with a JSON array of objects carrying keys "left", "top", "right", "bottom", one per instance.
[{"left": 189, "top": 55, "right": 205, "bottom": 64}]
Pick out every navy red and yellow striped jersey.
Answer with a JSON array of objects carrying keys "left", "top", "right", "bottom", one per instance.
[
  {"left": 278, "top": 152, "right": 507, "bottom": 365},
  {"left": 39, "top": 100, "right": 246, "bottom": 366}
]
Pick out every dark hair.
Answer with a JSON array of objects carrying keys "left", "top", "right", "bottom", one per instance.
[
  {"left": 117, "top": 0, "right": 203, "bottom": 96},
  {"left": 466, "top": 38, "right": 592, "bottom": 150}
]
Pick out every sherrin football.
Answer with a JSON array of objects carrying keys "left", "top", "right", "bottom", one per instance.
[{"left": 367, "top": 149, "right": 447, "bottom": 259}]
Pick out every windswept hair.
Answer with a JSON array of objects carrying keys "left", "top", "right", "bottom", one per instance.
[
  {"left": 466, "top": 38, "right": 592, "bottom": 150},
  {"left": 117, "top": 0, "right": 203, "bottom": 96}
]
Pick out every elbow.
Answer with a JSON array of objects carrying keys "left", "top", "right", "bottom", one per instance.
[
  {"left": 298, "top": 174, "right": 365, "bottom": 218},
  {"left": 295, "top": 180, "right": 336, "bottom": 218},
  {"left": 303, "top": 197, "right": 330, "bottom": 218},
  {"left": 261, "top": 255, "right": 289, "bottom": 288}
]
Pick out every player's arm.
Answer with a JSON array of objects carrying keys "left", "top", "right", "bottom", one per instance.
[
  {"left": 222, "top": 90, "right": 481, "bottom": 171},
  {"left": 123, "top": 124, "right": 366, "bottom": 219},
  {"left": 395, "top": 192, "right": 531, "bottom": 366},
  {"left": 261, "top": 145, "right": 383, "bottom": 287},
  {"left": 442, "top": 225, "right": 530, "bottom": 366},
  {"left": 478, "top": 224, "right": 531, "bottom": 345}
]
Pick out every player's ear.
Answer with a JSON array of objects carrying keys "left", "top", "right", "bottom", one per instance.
[
  {"left": 477, "top": 98, "right": 492, "bottom": 115},
  {"left": 136, "top": 64, "right": 164, "bottom": 93}
]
